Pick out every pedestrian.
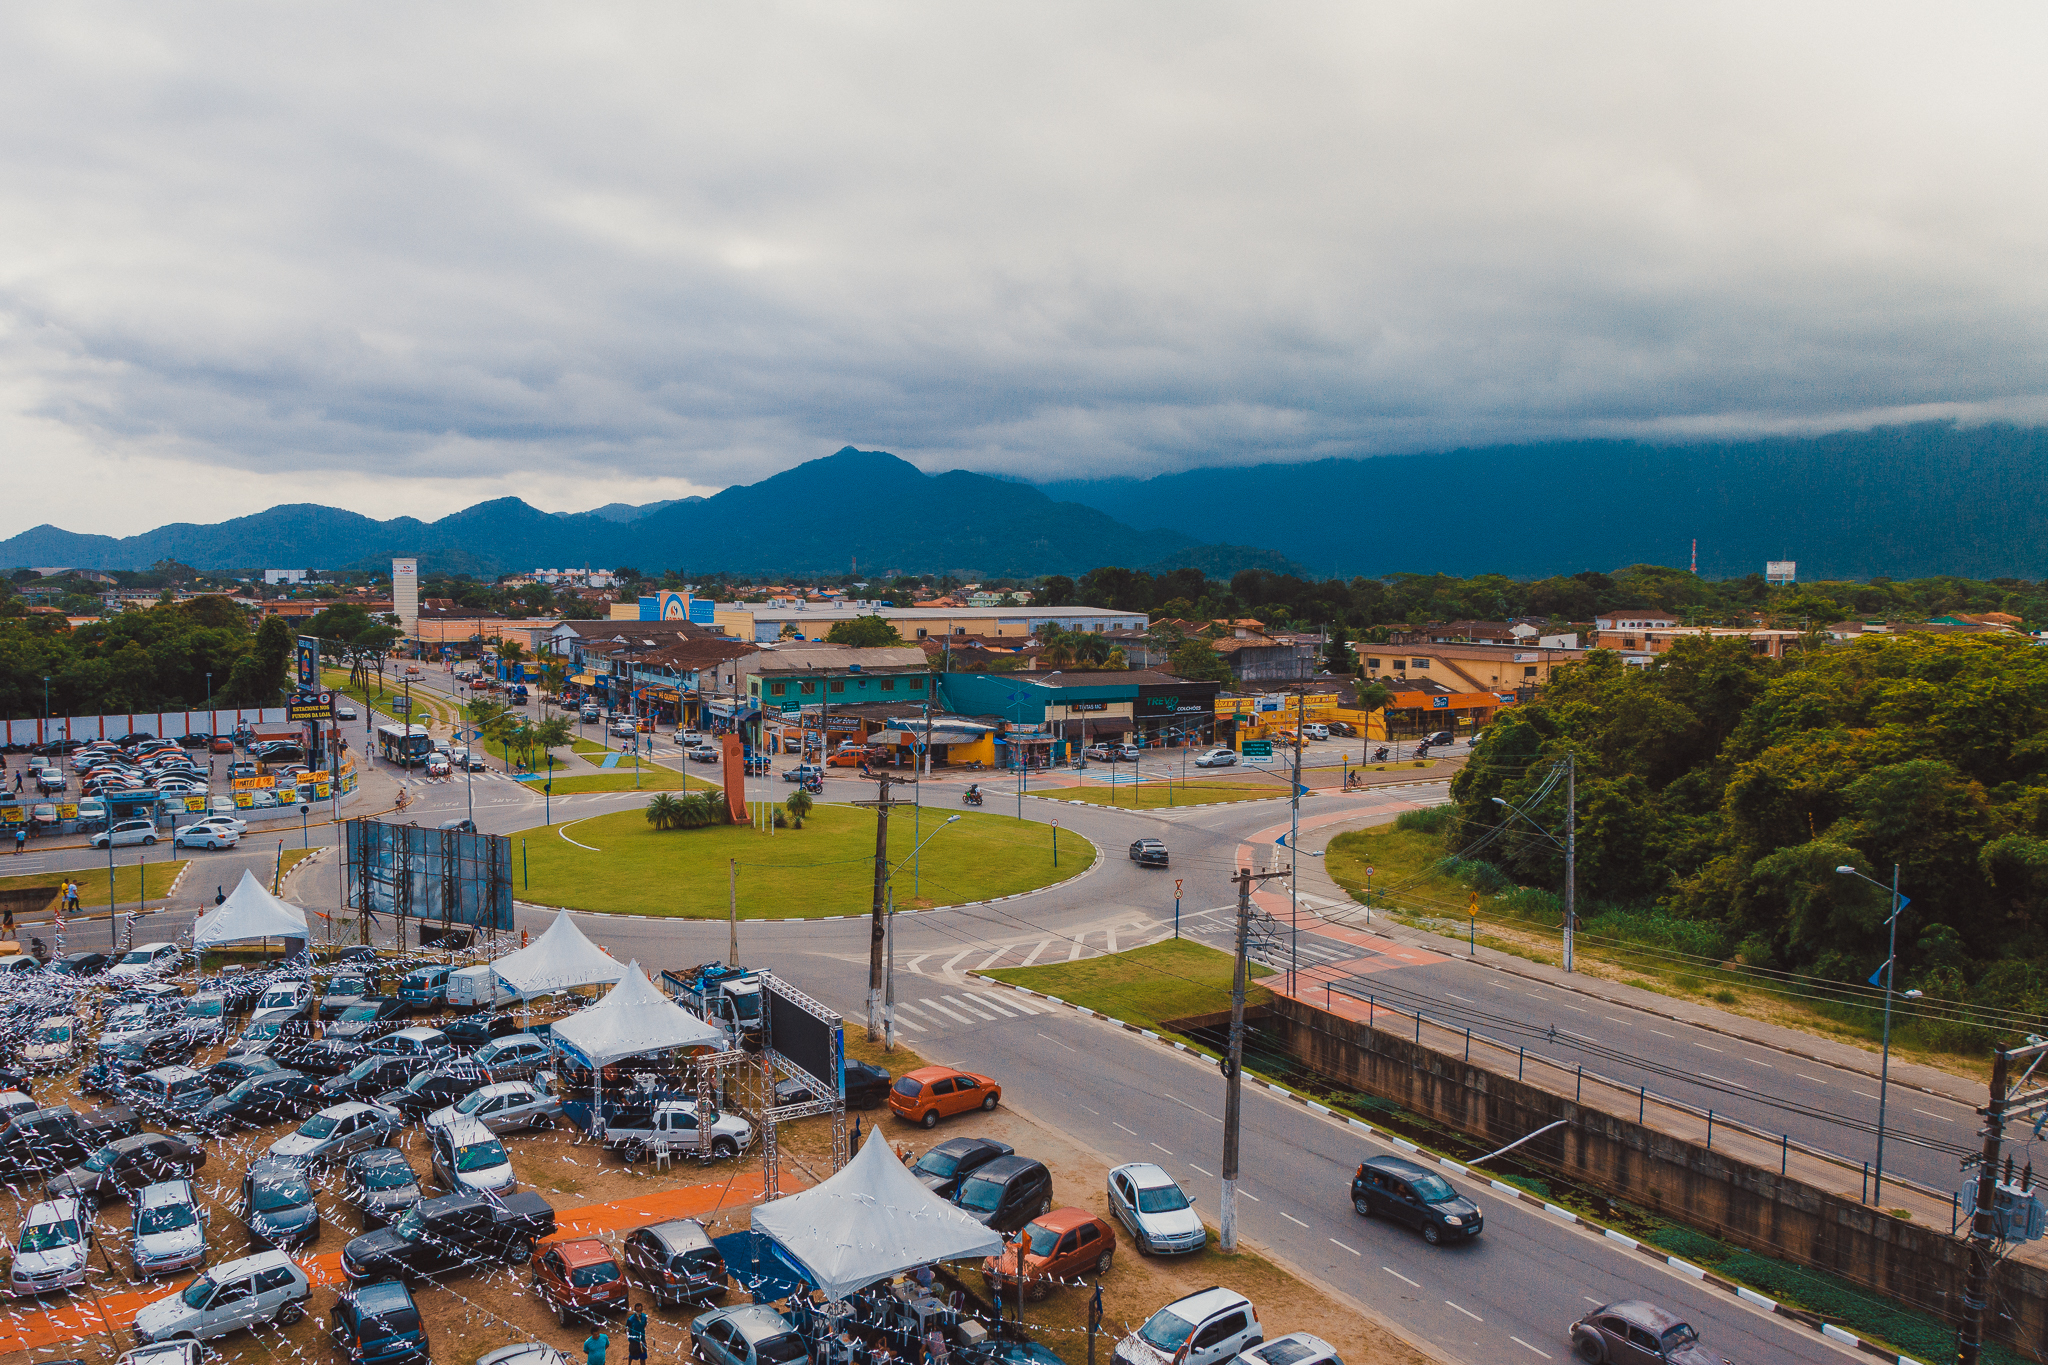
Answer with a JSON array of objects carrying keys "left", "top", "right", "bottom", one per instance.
[
  {"left": 583, "top": 1328, "right": 610, "bottom": 1365},
  {"left": 625, "top": 1303, "right": 649, "bottom": 1365},
  {"left": 11, "top": 828, "right": 22, "bottom": 856},
  {"left": 10, "top": 772, "right": 20, "bottom": 792},
  {"left": 2, "top": 904, "right": 11, "bottom": 932}
]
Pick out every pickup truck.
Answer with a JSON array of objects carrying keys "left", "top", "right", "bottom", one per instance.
[
  {"left": 562, "top": 1098, "right": 755, "bottom": 1163},
  {"left": 339, "top": 1189, "right": 556, "bottom": 1283},
  {"left": 0, "top": 1102, "right": 141, "bottom": 1175}
]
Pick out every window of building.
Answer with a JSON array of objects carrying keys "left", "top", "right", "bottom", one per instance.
[
  {"left": 769, "top": 682, "right": 785, "bottom": 696},
  {"left": 1411, "top": 659, "right": 1429, "bottom": 669},
  {"left": 800, "top": 680, "right": 816, "bottom": 694},
  {"left": 830, "top": 680, "right": 845, "bottom": 692},
  {"left": 881, "top": 678, "right": 896, "bottom": 691},
  {"left": 1623, "top": 637, "right": 1636, "bottom": 649},
  {"left": 1523, "top": 666, "right": 1538, "bottom": 677},
  {"left": 1365, "top": 657, "right": 1380, "bottom": 669},
  {"left": 908, "top": 677, "right": 924, "bottom": 691},
  {"left": 916, "top": 629, "right": 928, "bottom": 639}
]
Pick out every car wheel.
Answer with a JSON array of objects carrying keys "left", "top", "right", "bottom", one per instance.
[
  {"left": 621, "top": 1140, "right": 645, "bottom": 1164},
  {"left": 1572, "top": 1333, "right": 1605, "bottom": 1364},
  {"left": 712, "top": 1136, "right": 738, "bottom": 1160},
  {"left": 274, "top": 1300, "right": 305, "bottom": 1327},
  {"left": 556, "top": 1299, "right": 573, "bottom": 1328},
  {"left": 1137, "top": 1233, "right": 1152, "bottom": 1255},
  {"left": 509, "top": 1237, "right": 535, "bottom": 1264},
  {"left": 142, "top": 836, "right": 156, "bottom": 845},
  {"left": 921, "top": 1109, "right": 938, "bottom": 1129},
  {"left": 1039, "top": 1195, "right": 1052, "bottom": 1216},
  {"left": 982, "top": 1093, "right": 998, "bottom": 1111},
  {"left": 1421, "top": 1223, "right": 1441, "bottom": 1245},
  {"left": 1095, "top": 1249, "right": 1112, "bottom": 1275},
  {"left": 1354, "top": 1197, "right": 1371, "bottom": 1217}
]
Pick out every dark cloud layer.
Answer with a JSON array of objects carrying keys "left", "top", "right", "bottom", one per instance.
[{"left": 3, "top": 3, "right": 2045, "bottom": 536}]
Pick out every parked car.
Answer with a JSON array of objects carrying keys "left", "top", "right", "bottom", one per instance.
[
  {"left": 1113, "top": 1288, "right": 1262, "bottom": 1365},
  {"left": 1083, "top": 744, "right": 1117, "bottom": 761},
  {"left": 130, "top": 1178, "right": 208, "bottom": 1277},
  {"left": 1108, "top": 1162, "right": 1205, "bottom": 1255},
  {"left": 90, "top": 819, "right": 161, "bottom": 850},
  {"left": 172, "top": 824, "right": 238, "bottom": 850},
  {"left": 46, "top": 1132, "right": 203, "bottom": 1206},
  {"left": 47, "top": 952, "right": 110, "bottom": 979},
  {"left": 440, "top": 1012, "right": 522, "bottom": 1049},
  {"left": 889, "top": 1066, "right": 1001, "bottom": 1129},
  {"left": 1193, "top": 748, "right": 1238, "bottom": 767},
  {"left": 1302, "top": 724, "right": 1330, "bottom": 741},
  {"left": 122, "top": 1340, "right": 208, "bottom": 1365},
  {"left": 205, "top": 1053, "right": 284, "bottom": 1094},
  {"left": 344, "top": 1147, "right": 425, "bottom": 1226},
  {"left": 531, "top": 1236, "right": 628, "bottom": 1327},
  {"left": 195, "top": 1070, "right": 321, "bottom": 1132},
  {"left": 321, "top": 1053, "right": 425, "bottom": 1104},
  {"left": 397, "top": 966, "right": 451, "bottom": 1011},
  {"left": 568, "top": 1097, "right": 753, "bottom": 1162},
  {"left": 8, "top": 1197, "right": 91, "bottom": 1296},
  {"left": 955, "top": 1155, "right": 1054, "bottom": 1233},
  {"left": 178, "top": 994, "right": 227, "bottom": 1045},
  {"left": 982, "top": 1206, "right": 1115, "bottom": 1299},
  {"left": 468, "top": 1034, "right": 554, "bottom": 1083},
  {"left": 108, "top": 943, "right": 183, "bottom": 981},
  {"left": 339, "top": 1190, "right": 557, "bottom": 1284},
  {"left": 426, "top": 1081, "right": 562, "bottom": 1137},
  {"left": 1569, "top": 1302, "right": 1721, "bottom": 1365},
  {"left": 690, "top": 1303, "right": 809, "bottom": 1365},
  {"left": 909, "top": 1137, "right": 1015, "bottom": 1200},
  {"left": 130, "top": 1249, "right": 311, "bottom": 1344},
  {"left": 774, "top": 1057, "right": 890, "bottom": 1110},
  {"left": 327, "top": 996, "right": 410, "bottom": 1040},
  {"left": 369, "top": 1025, "right": 457, "bottom": 1063},
  {"left": 241, "top": 1156, "right": 320, "bottom": 1249},
  {"left": 268, "top": 1101, "right": 405, "bottom": 1169},
  {"left": 329, "top": 1278, "right": 430, "bottom": 1365},
  {"left": 20, "top": 1015, "right": 80, "bottom": 1070},
  {"left": 376, "top": 1064, "right": 492, "bottom": 1120},
  {"left": 1236, "top": 1334, "right": 1343, "bottom": 1365},
  {"left": 429, "top": 1116, "right": 515, "bottom": 1195},
  {"left": 1350, "top": 1156, "right": 1480, "bottom": 1244},
  {"left": 125, "top": 1066, "right": 217, "bottom": 1128},
  {"left": 1128, "top": 839, "right": 1169, "bottom": 867},
  {"left": 622, "top": 1218, "right": 727, "bottom": 1309},
  {"left": 321, "top": 971, "right": 380, "bottom": 1019},
  {"left": 249, "top": 980, "right": 316, "bottom": 1024}
]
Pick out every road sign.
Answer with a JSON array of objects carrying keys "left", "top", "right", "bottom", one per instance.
[
  {"left": 390, "top": 697, "right": 411, "bottom": 714},
  {"left": 287, "top": 690, "right": 335, "bottom": 722},
  {"left": 1242, "top": 740, "right": 1273, "bottom": 757}
]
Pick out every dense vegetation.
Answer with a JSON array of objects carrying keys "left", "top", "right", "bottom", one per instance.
[
  {"left": 1446, "top": 633, "right": 2048, "bottom": 1038},
  {"left": 0, "top": 597, "right": 293, "bottom": 718}
]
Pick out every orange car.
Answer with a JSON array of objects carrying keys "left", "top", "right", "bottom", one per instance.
[
  {"left": 888, "top": 1066, "right": 1001, "bottom": 1128},
  {"left": 983, "top": 1207, "right": 1116, "bottom": 1298},
  {"left": 531, "top": 1236, "right": 627, "bottom": 1327}
]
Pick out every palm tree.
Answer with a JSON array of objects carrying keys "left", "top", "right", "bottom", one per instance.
[
  {"left": 784, "top": 788, "right": 812, "bottom": 829},
  {"left": 646, "top": 793, "right": 685, "bottom": 830},
  {"left": 496, "top": 637, "right": 528, "bottom": 683}
]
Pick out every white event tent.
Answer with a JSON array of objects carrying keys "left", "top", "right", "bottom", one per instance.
[
  {"left": 751, "top": 1127, "right": 1005, "bottom": 1302},
  {"left": 550, "top": 961, "right": 725, "bottom": 1070},
  {"left": 491, "top": 907, "right": 629, "bottom": 997},
  {"left": 191, "top": 870, "right": 310, "bottom": 948}
]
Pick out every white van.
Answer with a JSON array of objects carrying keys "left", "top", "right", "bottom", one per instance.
[{"left": 446, "top": 964, "right": 518, "bottom": 1010}]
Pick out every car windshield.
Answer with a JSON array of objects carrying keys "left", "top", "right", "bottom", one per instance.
[
  {"left": 82, "top": 1146, "right": 117, "bottom": 1173},
  {"left": 1137, "top": 1309, "right": 1197, "bottom": 1353},
  {"left": 259, "top": 990, "right": 298, "bottom": 1008},
  {"left": 119, "top": 950, "right": 155, "bottom": 965},
  {"left": 298, "top": 1114, "right": 340, "bottom": 1138},
  {"left": 225, "top": 1078, "right": 265, "bottom": 1101},
  {"left": 1661, "top": 1325, "right": 1698, "bottom": 1350},
  {"left": 360, "top": 1162, "right": 414, "bottom": 1191},
  {"left": 956, "top": 1176, "right": 1004, "bottom": 1212},
  {"left": 108, "top": 1006, "right": 148, "bottom": 1030},
  {"left": 912, "top": 1150, "right": 962, "bottom": 1179},
  {"left": 138, "top": 1202, "right": 197, "bottom": 1235},
  {"left": 756, "top": 1335, "right": 809, "bottom": 1365},
  {"left": 329, "top": 977, "right": 368, "bottom": 996},
  {"left": 341, "top": 1003, "right": 382, "bottom": 1021},
  {"left": 569, "top": 1261, "right": 620, "bottom": 1287},
  {"left": 344, "top": 1057, "right": 383, "bottom": 1082},
  {"left": 1021, "top": 1222, "right": 1060, "bottom": 1256},
  {"left": 1411, "top": 1174, "right": 1455, "bottom": 1203},
  {"left": 242, "top": 1022, "right": 282, "bottom": 1041},
  {"left": 454, "top": 1140, "right": 507, "bottom": 1173},
  {"left": 37, "top": 1023, "right": 70, "bottom": 1043},
  {"left": 251, "top": 1174, "right": 311, "bottom": 1211},
  {"left": 181, "top": 1274, "right": 218, "bottom": 1309},
  {"left": 455, "top": 1090, "right": 496, "bottom": 1114},
  {"left": 169, "top": 1078, "right": 210, "bottom": 1101},
  {"left": 20, "top": 1218, "right": 79, "bottom": 1251},
  {"left": 1136, "top": 1182, "right": 1189, "bottom": 1214}
]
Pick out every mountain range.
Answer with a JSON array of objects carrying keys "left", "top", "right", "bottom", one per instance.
[{"left": 7, "top": 424, "right": 2046, "bottom": 582}]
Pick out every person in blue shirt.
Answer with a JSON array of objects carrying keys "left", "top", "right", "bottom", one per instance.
[
  {"left": 626, "top": 1304, "right": 649, "bottom": 1363},
  {"left": 585, "top": 1330, "right": 610, "bottom": 1365}
]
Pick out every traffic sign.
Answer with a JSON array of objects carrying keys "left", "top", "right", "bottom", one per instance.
[
  {"left": 287, "top": 690, "right": 335, "bottom": 722},
  {"left": 1242, "top": 740, "right": 1273, "bottom": 757}
]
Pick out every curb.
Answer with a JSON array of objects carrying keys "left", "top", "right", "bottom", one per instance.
[
  {"left": 1018, "top": 776, "right": 1450, "bottom": 813},
  {"left": 968, "top": 972, "right": 1932, "bottom": 1365}
]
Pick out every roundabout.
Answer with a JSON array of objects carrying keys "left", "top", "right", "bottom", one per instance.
[{"left": 510, "top": 801, "right": 1097, "bottom": 918}]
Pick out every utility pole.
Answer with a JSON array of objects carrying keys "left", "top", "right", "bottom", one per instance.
[
  {"left": 884, "top": 890, "right": 896, "bottom": 1051},
  {"left": 1222, "top": 864, "right": 1288, "bottom": 1252},
  {"left": 1563, "top": 751, "right": 1576, "bottom": 973},
  {"left": 728, "top": 858, "right": 739, "bottom": 967},
  {"left": 1289, "top": 691, "right": 1304, "bottom": 995},
  {"left": 1960, "top": 1043, "right": 2015, "bottom": 1365},
  {"left": 853, "top": 773, "right": 912, "bottom": 1041}
]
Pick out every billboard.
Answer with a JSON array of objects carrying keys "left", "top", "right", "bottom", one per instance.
[
  {"left": 1766, "top": 561, "right": 1797, "bottom": 585},
  {"left": 392, "top": 558, "right": 419, "bottom": 633},
  {"left": 296, "top": 636, "right": 320, "bottom": 689},
  {"left": 346, "top": 818, "right": 513, "bottom": 932}
]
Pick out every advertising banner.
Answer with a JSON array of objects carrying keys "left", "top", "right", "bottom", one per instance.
[
  {"left": 183, "top": 797, "right": 206, "bottom": 812},
  {"left": 57, "top": 803, "right": 78, "bottom": 819},
  {"left": 234, "top": 791, "right": 254, "bottom": 809},
  {"left": 297, "top": 637, "right": 320, "bottom": 689},
  {"left": 287, "top": 690, "right": 335, "bottom": 722}
]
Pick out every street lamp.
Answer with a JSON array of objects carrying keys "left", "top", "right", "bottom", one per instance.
[
  {"left": 881, "top": 814, "right": 963, "bottom": 1052},
  {"left": 1835, "top": 863, "right": 1924, "bottom": 1206},
  {"left": 1489, "top": 758, "right": 1577, "bottom": 971}
]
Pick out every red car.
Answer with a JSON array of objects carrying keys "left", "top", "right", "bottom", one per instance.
[{"left": 531, "top": 1237, "right": 627, "bottom": 1326}]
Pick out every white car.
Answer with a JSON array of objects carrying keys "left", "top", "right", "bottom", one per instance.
[
  {"left": 1108, "top": 1162, "right": 1207, "bottom": 1254},
  {"left": 131, "top": 1249, "right": 311, "bottom": 1343},
  {"left": 154, "top": 779, "right": 208, "bottom": 797},
  {"left": 91, "top": 818, "right": 160, "bottom": 850},
  {"left": 1116, "top": 1287, "right": 1262, "bottom": 1365},
  {"left": 131, "top": 1179, "right": 208, "bottom": 1277},
  {"left": 177, "top": 815, "right": 247, "bottom": 838},
  {"left": 428, "top": 1115, "right": 516, "bottom": 1195},
  {"left": 173, "top": 824, "right": 237, "bottom": 850},
  {"left": 9, "top": 1198, "right": 90, "bottom": 1296},
  {"left": 1193, "top": 748, "right": 1238, "bottom": 767},
  {"left": 249, "top": 980, "right": 315, "bottom": 1025},
  {"left": 425, "top": 755, "right": 452, "bottom": 777},
  {"left": 20, "top": 1016, "right": 80, "bottom": 1070},
  {"left": 109, "top": 943, "right": 183, "bottom": 981}
]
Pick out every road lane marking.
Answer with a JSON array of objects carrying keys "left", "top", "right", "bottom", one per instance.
[
  {"left": 1329, "top": 1239, "right": 1360, "bottom": 1256},
  {"left": 887, "top": 1013, "right": 928, "bottom": 1034},
  {"left": 1035, "top": 1032, "right": 1076, "bottom": 1052},
  {"left": 1190, "top": 1164, "right": 1215, "bottom": 1177},
  {"left": 1796, "top": 1073, "right": 1828, "bottom": 1085},
  {"left": 1381, "top": 1267, "right": 1419, "bottom": 1287},
  {"left": 1603, "top": 1017, "right": 1627, "bottom": 1025},
  {"left": 1019, "top": 939, "right": 1051, "bottom": 968},
  {"left": 1854, "top": 1090, "right": 1880, "bottom": 1100},
  {"left": 1649, "top": 1029, "right": 1673, "bottom": 1038},
  {"left": 1510, "top": 1338, "right": 1552, "bottom": 1359},
  {"left": 948, "top": 994, "right": 1009, "bottom": 1019},
  {"left": 973, "top": 949, "right": 1009, "bottom": 972},
  {"left": 1240, "top": 1191, "right": 1259, "bottom": 1201},
  {"left": 1558, "top": 1004, "right": 1587, "bottom": 1013},
  {"left": 1280, "top": 1212, "right": 1308, "bottom": 1227},
  {"left": 1166, "top": 1094, "right": 1222, "bottom": 1123},
  {"left": 1151, "top": 1143, "right": 1174, "bottom": 1155},
  {"left": 920, "top": 998, "right": 975, "bottom": 1024},
  {"left": 1444, "top": 1301, "right": 1481, "bottom": 1322},
  {"left": 1077, "top": 1104, "right": 1099, "bottom": 1115},
  {"left": 1114, "top": 1122, "right": 1138, "bottom": 1136},
  {"left": 1743, "top": 1058, "right": 1773, "bottom": 1068},
  {"left": 1912, "top": 1108, "right": 1954, "bottom": 1123},
  {"left": 1693, "top": 1043, "right": 1721, "bottom": 1052},
  {"left": 941, "top": 949, "right": 975, "bottom": 974}
]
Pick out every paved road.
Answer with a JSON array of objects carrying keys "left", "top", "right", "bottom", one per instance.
[{"left": 11, "top": 687, "right": 1930, "bottom": 1362}]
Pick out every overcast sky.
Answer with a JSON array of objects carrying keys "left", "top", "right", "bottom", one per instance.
[{"left": 4, "top": 3, "right": 2045, "bottom": 539}]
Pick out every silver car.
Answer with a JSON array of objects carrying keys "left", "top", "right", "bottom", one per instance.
[
  {"left": 9, "top": 1198, "right": 90, "bottom": 1297},
  {"left": 426, "top": 1080, "right": 563, "bottom": 1137},
  {"left": 266, "top": 1102, "right": 404, "bottom": 1168},
  {"left": 131, "top": 1179, "right": 208, "bottom": 1277},
  {"left": 1193, "top": 748, "right": 1238, "bottom": 768},
  {"left": 1108, "top": 1162, "right": 1206, "bottom": 1255},
  {"left": 470, "top": 1034, "right": 553, "bottom": 1083}
]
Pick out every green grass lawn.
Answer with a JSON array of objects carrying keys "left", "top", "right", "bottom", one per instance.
[
  {"left": 0, "top": 860, "right": 188, "bottom": 916},
  {"left": 321, "top": 668, "right": 459, "bottom": 727},
  {"left": 532, "top": 765, "right": 715, "bottom": 794},
  {"left": 1035, "top": 779, "right": 1289, "bottom": 809},
  {"left": 983, "top": 938, "right": 1272, "bottom": 1035},
  {"left": 511, "top": 802, "right": 1093, "bottom": 917}
]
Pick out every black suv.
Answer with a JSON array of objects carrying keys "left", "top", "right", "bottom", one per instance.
[
  {"left": 340, "top": 1190, "right": 556, "bottom": 1283},
  {"left": 321, "top": 1054, "right": 426, "bottom": 1105},
  {"left": 909, "top": 1137, "right": 1014, "bottom": 1200},
  {"left": 331, "top": 1279, "right": 431, "bottom": 1365},
  {"left": 375, "top": 1065, "right": 490, "bottom": 1119},
  {"left": 1351, "top": 1156, "right": 1481, "bottom": 1245},
  {"left": 954, "top": 1155, "right": 1054, "bottom": 1233},
  {"left": 439, "top": 1015, "right": 525, "bottom": 1051}
]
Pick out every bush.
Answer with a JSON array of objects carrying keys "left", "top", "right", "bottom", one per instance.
[{"left": 1396, "top": 806, "right": 1455, "bottom": 835}]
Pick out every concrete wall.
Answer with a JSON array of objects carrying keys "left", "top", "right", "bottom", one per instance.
[{"left": 1259, "top": 995, "right": 2048, "bottom": 1355}]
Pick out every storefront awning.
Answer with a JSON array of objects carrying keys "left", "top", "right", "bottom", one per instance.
[{"left": 571, "top": 673, "right": 597, "bottom": 685}]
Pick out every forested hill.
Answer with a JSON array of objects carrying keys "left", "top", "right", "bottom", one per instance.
[{"left": 1038, "top": 423, "right": 2048, "bottom": 581}]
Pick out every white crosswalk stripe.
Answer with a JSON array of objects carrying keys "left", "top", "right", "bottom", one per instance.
[
  {"left": 943, "top": 994, "right": 1001, "bottom": 1021},
  {"left": 960, "top": 992, "right": 1017, "bottom": 1018},
  {"left": 920, "top": 998, "right": 976, "bottom": 1024}
]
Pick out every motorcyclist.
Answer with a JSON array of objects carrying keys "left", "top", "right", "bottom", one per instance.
[{"left": 965, "top": 783, "right": 982, "bottom": 803}]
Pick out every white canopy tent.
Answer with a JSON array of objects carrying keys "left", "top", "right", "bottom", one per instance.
[
  {"left": 550, "top": 961, "right": 725, "bottom": 1069},
  {"left": 191, "top": 870, "right": 310, "bottom": 948},
  {"left": 490, "top": 907, "right": 628, "bottom": 997},
  {"left": 750, "top": 1127, "right": 1006, "bottom": 1302}
]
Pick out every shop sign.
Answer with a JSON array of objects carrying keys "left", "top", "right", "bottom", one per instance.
[{"left": 1069, "top": 701, "right": 1109, "bottom": 712}]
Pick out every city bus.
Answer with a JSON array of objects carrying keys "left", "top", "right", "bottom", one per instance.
[{"left": 375, "top": 723, "right": 437, "bottom": 767}]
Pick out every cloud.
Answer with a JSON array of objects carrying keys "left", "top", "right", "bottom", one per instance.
[{"left": 3, "top": 2, "right": 2046, "bottom": 537}]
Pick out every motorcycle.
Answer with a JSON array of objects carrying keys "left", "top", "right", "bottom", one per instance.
[
  {"left": 962, "top": 789, "right": 983, "bottom": 807},
  {"left": 801, "top": 776, "right": 824, "bottom": 795},
  {"left": 1372, "top": 746, "right": 1389, "bottom": 762}
]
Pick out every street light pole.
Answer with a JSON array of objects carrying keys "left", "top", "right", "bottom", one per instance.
[{"left": 1836, "top": 863, "right": 1920, "bottom": 1205}]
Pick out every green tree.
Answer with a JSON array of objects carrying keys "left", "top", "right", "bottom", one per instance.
[
  {"left": 532, "top": 714, "right": 573, "bottom": 770},
  {"left": 221, "top": 615, "right": 294, "bottom": 707},
  {"left": 1168, "top": 635, "right": 1233, "bottom": 685},
  {"left": 824, "top": 615, "right": 904, "bottom": 648},
  {"left": 646, "top": 793, "right": 685, "bottom": 831},
  {"left": 785, "top": 787, "right": 813, "bottom": 828}
]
